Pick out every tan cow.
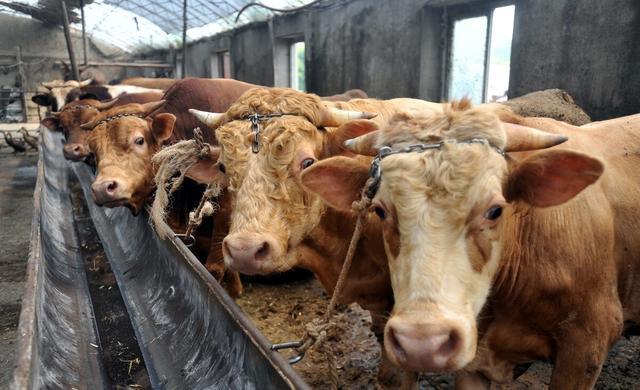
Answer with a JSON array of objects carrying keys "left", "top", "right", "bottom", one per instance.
[
  {"left": 301, "top": 100, "right": 640, "bottom": 388},
  {"left": 185, "top": 87, "right": 444, "bottom": 382}
]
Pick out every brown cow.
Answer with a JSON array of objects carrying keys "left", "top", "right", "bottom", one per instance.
[
  {"left": 302, "top": 103, "right": 640, "bottom": 388},
  {"left": 83, "top": 78, "right": 258, "bottom": 297},
  {"left": 41, "top": 92, "right": 164, "bottom": 161}
]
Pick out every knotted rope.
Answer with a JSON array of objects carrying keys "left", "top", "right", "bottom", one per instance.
[
  {"left": 151, "top": 128, "right": 221, "bottom": 238},
  {"left": 287, "top": 192, "right": 372, "bottom": 390}
]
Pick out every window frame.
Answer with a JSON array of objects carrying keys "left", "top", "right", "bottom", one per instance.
[{"left": 444, "top": 0, "right": 514, "bottom": 102}]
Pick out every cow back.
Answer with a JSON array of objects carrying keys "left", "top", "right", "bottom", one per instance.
[{"left": 153, "top": 78, "right": 258, "bottom": 145}]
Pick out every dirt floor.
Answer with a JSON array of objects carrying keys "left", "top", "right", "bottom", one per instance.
[
  {"left": 237, "top": 277, "right": 640, "bottom": 389},
  {"left": 0, "top": 151, "right": 38, "bottom": 388}
]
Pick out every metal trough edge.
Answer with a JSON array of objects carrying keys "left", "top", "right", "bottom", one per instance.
[
  {"left": 12, "top": 128, "right": 109, "bottom": 389},
  {"left": 71, "top": 156, "right": 309, "bottom": 388}
]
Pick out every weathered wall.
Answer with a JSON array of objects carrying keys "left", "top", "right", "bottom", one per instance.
[
  {"left": 509, "top": 0, "right": 640, "bottom": 120},
  {"left": 0, "top": 14, "right": 127, "bottom": 92},
  {"left": 305, "top": 0, "right": 440, "bottom": 99},
  {"left": 134, "top": 0, "right": 639, "bottom": 120}
]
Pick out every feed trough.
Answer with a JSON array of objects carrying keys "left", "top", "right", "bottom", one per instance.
[{"left": 13, "top": 127, "right": 309, "bottom": 389}]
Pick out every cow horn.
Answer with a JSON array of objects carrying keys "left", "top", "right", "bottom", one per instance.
[
  {"left": 94, "top": 98, "right": 118, "bottom": 111},
  {"left": 41, "top": 81, "right": 58, "bottom": 89},
  {"left": 320, "top": 107, "right": 377, "bottom": 127},
  {"left": 189, "top": 109, "right": 225, "bottom": 127},
  {"left": 50, "top": 111, "right": 61, "bottom": 116},
  {"left": 80, "top": 120, "right": 99, "bottom": 130},
  {"left": 504, "top": 123, "right": 568, "bottom": 152},
  {"left": 78, "top": 78, "right": 92, "bottom": 87},
  {"left": 343, "top": 130, "right": 380, "bottom": 156},
  {"left": 141, "top": 100, "right": 166, "bottom": 116}
]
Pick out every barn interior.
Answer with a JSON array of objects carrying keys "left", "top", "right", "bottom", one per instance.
[{"left": 0, "top": 0, "right": 639, "bottom": 389}]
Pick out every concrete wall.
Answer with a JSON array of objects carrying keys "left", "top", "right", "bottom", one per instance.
[
  {"left": 509, "top": 0, "right": 640, "bottom": 120},
  {"left": 0, "top": 14, "right": 127, "bottom": 92}
]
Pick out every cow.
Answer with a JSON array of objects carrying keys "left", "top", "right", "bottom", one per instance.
[
  {"left": 120, "top": 77, "right": 177, "bottom": 90},
  {"left": 184, "top": 87, "right": 443, "bottom": 383},
  {"left": 32, "top": 79, "right": 162, "bottom": 112},
  {"left": 82, "top": 78, "right": 259, "bottom": 297},
  {"left": 40, "top": 92, "right": 164, "bottom": 161},
  {"left": 301, "top": 101, "right": 640, "bottom": 388}
]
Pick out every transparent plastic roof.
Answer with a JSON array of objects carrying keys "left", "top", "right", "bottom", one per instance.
[{"left": 0, "top": 0, "right": 316, "bottom": 52}]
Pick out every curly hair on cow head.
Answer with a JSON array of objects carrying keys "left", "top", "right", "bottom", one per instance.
[
  {"left": 377, "top": 98, "right": 508, "bottom": 152},
  {"left": 223, "top": 87, "right": 328, "bottom": 126}
]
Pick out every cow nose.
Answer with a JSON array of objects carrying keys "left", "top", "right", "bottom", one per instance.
[
  {"left": 91, "top": 179, "right": 124, "bottom": 205},
  {"left": 63, "top": 143, "right": 88, "bottom": 161},
  {"left": 385, "top": 322, "right": 462, "bottom": 372},
  {"left": 222, "top": 233, "right": 278, "bottom": 274}
]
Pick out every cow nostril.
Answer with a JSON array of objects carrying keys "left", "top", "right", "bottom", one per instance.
[
  {"left": 387, "top": 327, "right": 407, "bottom": 362},
  {"left": 106, "top": 181, "right": 118, "bottom": 193},
  {"left": 254, "top": 241, "right": 270, "bottom": 262},
  {"left": 73, "top": 145, "right": 81, "bottom": 152},
  {"left": 439, "top": 328, "right": 461, "bottom": 359}
]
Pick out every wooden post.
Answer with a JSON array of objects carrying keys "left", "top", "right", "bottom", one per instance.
[
  {"left": 181, "top": 0, "right": 187, "bottom": 78},
  {"left": 15, "top": 46, "right": 28, "bottom": 122},
  {"left": 61, "top": 1, "right": 80, "bottom": 80},
  {"left": 80, "top": 0, "right": 88, "bottom": 66}
]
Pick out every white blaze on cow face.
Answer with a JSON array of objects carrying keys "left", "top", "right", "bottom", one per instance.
[{"left": 376, "top": 142, "right": 508, "bottom": 372}]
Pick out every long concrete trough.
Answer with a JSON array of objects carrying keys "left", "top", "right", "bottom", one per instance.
[{"left": 13, "top": 128, "right": 309, "bottom": 389}]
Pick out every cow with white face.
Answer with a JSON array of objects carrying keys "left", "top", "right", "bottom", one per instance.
[{"left": 302, "top": 101, "right": 640, "bottom": 388}]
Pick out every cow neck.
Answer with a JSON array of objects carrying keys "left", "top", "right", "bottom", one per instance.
[{"left": 299, "top": 203, "right": 391, "bottom": 308}]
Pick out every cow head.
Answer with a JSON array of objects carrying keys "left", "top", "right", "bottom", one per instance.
[
  {"left": 32, "top": 79, "right": 92, "bottom": 111},
  {"left": 188, "top": 88, "right": 376, "bottom": 275},
  {"left": 41, "top": 98, "right": 117, "bottom": 161},
  {"left": 84, "top": 101, "right": 171, "bottom": 215},
  {"left": 300, "top": 101, "right": 604, "bottom": 373}
]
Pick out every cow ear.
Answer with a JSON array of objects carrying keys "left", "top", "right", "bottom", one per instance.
[
  {"left": 185, "top": 147, "right": 225, "bottom": 185},
  {"left": 325, "top": 119, "right": 379, "bottom": 156},
  {"left": 151, "top": 113, "right": 176, "bottom": 143},
  {"left": 32, "top": 94, "right": 54, "bottom": 107},
  {"left": 301, "top": 156, "right": 370, "bottom": 211},
  {"left": 506, "top": 149, "right": 603, "bottom": 207},
  {"left": 41, "top": 116, "right": 60, "bottom": 131}
]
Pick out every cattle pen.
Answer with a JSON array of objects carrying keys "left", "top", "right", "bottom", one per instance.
[{"left": 1, "top": 0, "right": 640, "bottom": 389}]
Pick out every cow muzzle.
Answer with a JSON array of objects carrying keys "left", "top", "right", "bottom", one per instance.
[
  {"left": 384, "top": 315, "right": 472, "bottom": 373},
  {"left": 222, "top": 232, "right": 282, "bottom": 275},
  {"left": 63, "top": 143, "right": 90, "bottom": 161},
  {"left": 91, "top": 178, "right": 131, "bottom": 208}
]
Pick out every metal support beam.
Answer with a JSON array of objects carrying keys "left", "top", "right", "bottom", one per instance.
[
  {"left": 15, "top": 46, "right": 28, "bottom": 122},
  {"left": 60, "top": 1, "right": 80, "bottom": 80},
  {"left": 181, "top": 0, "right": 187, "bottom": 78},
  {"left": 80, "top": 0, "right": 88, "bottom": 66},
  {"left": 60, "top": 61, "right": 174, "bottom": 69}
]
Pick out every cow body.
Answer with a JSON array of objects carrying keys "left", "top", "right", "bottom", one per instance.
[
  {"left": 32, "top": 80, "right": 162, "bottom": 112},
  {"left": 467, "top": 114, "right": 640, "bottom": 387},
  {"left": 120, "top": 77, "right": 177, "bottom": 90}
]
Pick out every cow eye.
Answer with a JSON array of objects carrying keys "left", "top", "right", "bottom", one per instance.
[
  {"left": 301, "top": 158, "right": 315, "bottom": 169},
  {"left": 218, "top": 163, "right": 226, "bottom": 174},
  {"left": 134, "top": 137, "right": 144, "bottom": 146},
  {"left": 373, "top": 206, "right": 386, "bottom": 220},
  {"left": 485, "top": 205, "right": 503, "bottom": 220}
]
